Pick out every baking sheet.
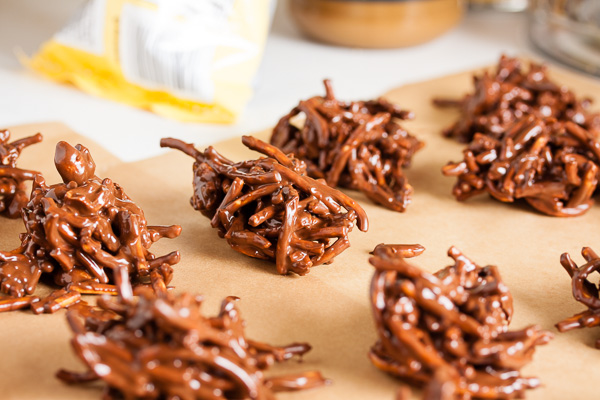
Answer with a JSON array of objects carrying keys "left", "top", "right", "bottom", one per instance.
[{"left": 1, "top": 64, "right": 600, "bottom": 400}]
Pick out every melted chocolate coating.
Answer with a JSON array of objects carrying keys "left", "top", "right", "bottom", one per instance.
[
  {"left": 58, "top": 273, "right": 329, "bottom": 400},
  {"left": 556, "top": 247, "right": 600, "bottom": 349},
  {"left": 435, "top": 55, "right": 600, "bottom": 143},
  {"left": 0, "top": 141, "right": 181, "bottom": 313},
  {"left": 369, "top": 244, "right": 552, "bottom": 399},
  {"left": 160, "top": 135, "right": 368, "bottom": 276},
  {"left": 0, "top": 129, "right": 43, "bottom": 218},
  {"left": 269, "top": 80, "right": 423, "bottom": 212},
  {"left": 442, "top": 115, "right": 600, "bottom": 217}
]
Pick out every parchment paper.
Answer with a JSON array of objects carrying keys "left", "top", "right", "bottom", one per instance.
[{"left": 1, "top": 64, "right": 600, "bottom": 400}]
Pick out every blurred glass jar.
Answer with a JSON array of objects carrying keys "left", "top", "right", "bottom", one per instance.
[
  {"left": 288, "top": 0, "right": 464, "bottom": 48},
  {"left": 468, "top": 0, "right": 528, "bottom": 12},
  {"left": 530, "top": 0, "right": 600, "bottom": 76}
]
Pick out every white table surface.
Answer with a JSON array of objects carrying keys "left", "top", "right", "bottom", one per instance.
[{"left": 0, "top": 0, "right": 543, "bottom": 162}]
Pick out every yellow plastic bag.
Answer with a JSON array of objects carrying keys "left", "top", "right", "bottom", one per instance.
[{"left": 28, "top": 0, "right": 271, "bottom": 123}]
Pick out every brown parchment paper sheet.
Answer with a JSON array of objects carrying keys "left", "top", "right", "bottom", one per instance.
[{"left": 1, "top": 65, "right": 600, "bottom": 400}]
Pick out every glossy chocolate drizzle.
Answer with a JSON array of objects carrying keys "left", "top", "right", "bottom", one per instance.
[
  {"left": 270, "top": 80, "right": 423, "bottom": 212},
  {"left": 58, "top": 272, "right": 329, "bottom": 400},
  {"left": 369, "top": 244, "right": 551, "bottom": 399},
  {"left": 160, "top": 135, "right": 368, "bottom": 276},
  {"left": 556, "top": 247, "right": 600, "bottom": 349},
  {"left": 442, "top": 115, "right": 600, "bottom": 217},
  {"left": 0, "top": 141, "right": 181, "bottom": 313},
  {"left": 0, "top": 129, "right": 42, "bottom": 218},
  {"left": 434, "top": 55, "right": 600, "bottom": 143}
]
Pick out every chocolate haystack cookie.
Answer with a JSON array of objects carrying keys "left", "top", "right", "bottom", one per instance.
[
  {"left": 269, "top": 80, "right": 423, "bottom": 212},
  {"left": 0, "top": 129, "right": 43, "bottom": 218},
  {"left": 58, "top": 272, "right": 329, "bottom": 400},
  {"left": 160, "top": 135, "right": 368, "bottom": 276},
  {"left": 435, "top": 55, "right": 600, "bottom": 143},
  {"left": 556, "top": 247, "right": 600, "bottom": 348},
  {"left": 442, "top": 115, "right": 600, "bottom": 216},
  {"left": 0, "top": 141, "right": 181, "bottom": 314},
  {"left": 369, "top": 244, "right": 551, "bottom": 399}
]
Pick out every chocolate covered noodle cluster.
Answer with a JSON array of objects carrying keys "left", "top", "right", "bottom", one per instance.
[
  {"left": 442, "top": 115, "right": 600, "bottom": 217},
  {"left": 270, "top": 80, "right": 423, "bottom": 212},
  {"left": 0, "top": 129, "right": 42, "bottom": 218},
  {"left": 369, "top": 244, "right": 551, "bottom": 399},
  {"left": 160, "top": 135, "right": 368, "bottom": 276},
  {"left": 435, "top": 55, "right": 600, "bottom": 143},
  {"left": 556, "top": 247, "right": 600, "bottom": 348},
  {"left": 0, "top": 141, "right": 181, "bottom": 313},
  {"left": 58, "top": 272, "right": 329, "bottom": 400}
]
